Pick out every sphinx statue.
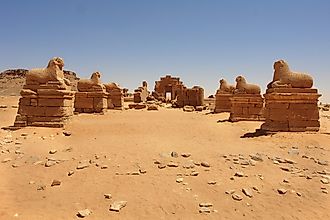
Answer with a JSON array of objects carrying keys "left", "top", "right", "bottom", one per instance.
[
  {"left": 267, "top": 60, "right": 313, "bottom": 89},
  {"left": 26, "top": 57, "right": 71, "bottom": 88},
  {"left": 234, "top": 75, "right": 261, "bottom": 94}
]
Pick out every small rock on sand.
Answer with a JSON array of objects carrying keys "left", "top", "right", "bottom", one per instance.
[
  {"left": 109, "top": 201, "right": 127, "bottom": 212},
  {"left": 77, "top": 209, "right": 91, "bottom": 218},
  {"left": 104, "top": 194, "right": 112, "bottom": 199},
  {"left": 232, "top": 193, "right": 243, "bottom": 201},
  {"left": 277, "top": 188, "right": 287, "bottom": 194},
  {"left": 51, "top": 179, "right": 61, "bottom": 187},
  {"left": 201, "top": 162, "right": 210, "bottom": 168},
  {"left": 242, "top": 188, "right": 253, "bottom": 198}
]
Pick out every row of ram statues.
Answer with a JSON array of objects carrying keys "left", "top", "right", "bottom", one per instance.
[{"left": 12, "top": 57, "right": 321, "bottom": 132}]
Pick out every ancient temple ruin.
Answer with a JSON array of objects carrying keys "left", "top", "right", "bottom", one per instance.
[
  {"left": 74, "top": 72, "right": 108, "bottom": 113},
  {"left": 133, "top": 81, "right": 150, "bottom": 103},
  {"left": 153, "top": 75, "right": 204, "bottom": 107},
  {"left": 153, "top": 75, "right": 184, "bottom": 101},
  {"left": 104, "top": 82, "right": 123, "bottom": 110},
  {"left": 214, "top": 79, "right": 235, "bottom": 113},
  {"left": 261, "top": 60, "right": 321, "bottom": 132},
  {"left": 229, "top": 76, "right": 264, "bottom": 122},
  {"left": 14, "top": 57, "right": 75, "bottom": 128}
]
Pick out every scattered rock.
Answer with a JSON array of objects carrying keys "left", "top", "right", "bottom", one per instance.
[
  {"left": 104, "top": 194, "right": 112, "bottom": 199},
  {"left": 199, "top": 207, "right": 211, "bottom": 213},
  {"left": 49, "top": 149, "right": 57, "bottom": 154},
  {"left": 277, "top": 188, "right": 287, "bottom": 194},
  {"left": 176, "top": 177, "right": 184, "bottom": 183},
  {"left": 45, "top": 159, "right": 57, "bottom": 167},
  {"left": 167, "top": 162, "right": 179, "bottom": 167},
  {"left": 225, "top": 190, "right": 236, "bottom": 194},
  {"left": 77, "top": 209, "right": 91, "bottom": 218},
  {"left": 158, "top": 163, "right": 166, "bottom": 169},
  {"left": 77, "top": 161, "right": 89, "bottom": 170},
  {"left": 318, "top": 160, "right": 328, "bottom": 166},
  {"left": 190, "top": 171, "right": 199, "bottom": 176},
  {"left": 195, "top": 106, "right": 203, "bottom": 111},
  {"left": 1, "top": 158, "right": 12, "bottom": 163},
  {"left": 320, "top": 178, "right": 329, "bottom": 184},
  {"left": 171, "top": 151, "right": 178, "bottom": 158},
  {"left": 101, "top": 165, "right": 108, "bottom": 169},
  {"left": 68, "top": 170, "right": 74, "bottom": 176},
  {"left": 199, "top": 203, "right": 213, "bottom": 207},
  {"left": 201, "top": 162, "right": 210, "bottom": 168},
  {"left": 208, "top": 180, "right": 217, "bottom": 185},
  {"left": 181, "top": 153, "right": 191, "bottom": 158},
  {"left": 183, "top": 106, "right": 194, "bottom": 112},
  {"left": 63, "top": 131, "right": 72, "bottom": 136},
  {"left": 234, "top": 171, "right": 244, "bottom": 177},
  {"left": 232, "top": 193, "right": 243, "bottom": 201},
  {"left": 147, "top": 104, "right": 158, "bottom": 111},
  {"left": 51, "top": 179, "right": 61, "bottom": 187},
  {"left": 139, "top": 168, "right": 147, "bottom": 174},
  {"left": 37, "top": 185, "right": 46, "bottom": 191},
  {"left": 250, "top": 154, "right": 263, "bottom": 162},
  {"left": 109, "top": 201, "right": 127, "bottom": 212},
  {"left": 242, "top": 188, "right": 253, "bottom": 198}
]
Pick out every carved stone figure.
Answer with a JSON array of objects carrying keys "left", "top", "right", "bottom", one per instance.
[
  {"left": 267, "top": 60, "right": 313, "bottom": 89},
  {"left": 235, "top": 75, "right": 261, "bottom": 94},
  {"left": 218, "top": 79, "right": 235, "bottom": 93},
  {"left": 26, "top": 57, "right": 71, "bottom": 86},
  {"left": 77, "top": 71, "right": 105, "bottom": 91}
]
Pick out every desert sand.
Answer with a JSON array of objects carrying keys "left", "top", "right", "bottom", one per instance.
[{"left": 0, "top": 95, "right": 329, "bottom": 220}]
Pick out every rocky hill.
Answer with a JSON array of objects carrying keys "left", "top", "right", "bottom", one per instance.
[{"left": 0, "top": 69, "right": 80, "bottom": 96}]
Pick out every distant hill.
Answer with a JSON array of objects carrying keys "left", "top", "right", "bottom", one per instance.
[{"left": 0, "top": 69, "right": 80, "bottom": 96}]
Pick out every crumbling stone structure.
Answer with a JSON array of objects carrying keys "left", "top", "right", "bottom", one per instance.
[
  {"left": 229, "top": 76, "right": 264, "bottom": 122},
  {"left": 133, "top": 81, "right": 149, "bottom": 103},
  {"left": 261, "top": 60, "right": 321, "bottom": 132},
  {"left": 153, "top": 75, "right": 204, "bottom": 107},
  {"left": 104, "top": 83, "right": 123, "bottom": 110},
  {"left": 74, "top": 72, "right": 108, "bottom": 113},
  {"left": 214, "top": 79, "right": 235, "bottom": 113},
  {"left": 176, "top": 86, "right": 204, "bottom": 108},
  {"left": 153, "top": 75, "right": 184, "bottom": 101},
  {"left": 14, "top": 57, "right": 74, "bottom": 128}
]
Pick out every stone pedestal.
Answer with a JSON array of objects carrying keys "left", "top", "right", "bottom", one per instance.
[
  {"left": 260, "top": 88, "right": 321, "bottom": 132},
  {"left": 74, "top": 91, "right": 108, "bottom": 113},
  {"left": 177, "top": 86, "right": 204, "bottom": 108},
  {"left": 214, "top": 93, "right": 232, "bottom": 113},
  {"left": 229, "top": 94, "right": 264, "bottom": 122},
  {"left": 107, "top": 89, "right": 123, "bottom": 110},
  {"left": 14, "top": 82, "right": 74, "bottom": 128}
]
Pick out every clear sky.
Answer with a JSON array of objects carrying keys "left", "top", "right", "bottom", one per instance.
[{"left": 1, "top": 0, "right": 329, "bottom": 101}]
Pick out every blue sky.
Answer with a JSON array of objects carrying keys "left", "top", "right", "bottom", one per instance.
[{"left": 1, "top": 0, "right": 329, "bottom": 101}]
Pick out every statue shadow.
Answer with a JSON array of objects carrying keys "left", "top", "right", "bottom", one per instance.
[{"left": 240, "top": 129, "right": 274, "bottom": 138}]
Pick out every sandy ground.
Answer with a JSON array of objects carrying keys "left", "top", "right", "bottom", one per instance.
[{"left": 0, "top": 96, "right": 329, "bottom": 220}]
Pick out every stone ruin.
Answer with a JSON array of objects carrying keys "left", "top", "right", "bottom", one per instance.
[
  {"left": 153, "top": 75, "right": 204, "bottom": 108},
  {"left": 133, "top": 81, "right": 149, "bottom": 103},
  {"left": 229, "top": 76, "right": 264, "bottom": 122},
  {"left": 214, "top": 78, "right": 235, "bottom": 113},
  {"left": 74, "top": 72, "right": 108, "bottom": 113},
  {"left": 175, "top": 86, "right": 204, "bottom": 108},
  {"left": 104, "top": 82, "right": 123, "bottom": 110},
  {"left": 153, "top": 75, "right": 184, "bottom": 102},
  {"left": 261, "top": 60, "right": 321, "bottom": 132},
  {"left": 14, "top": 57, "right": 74, "bottom": 128}
]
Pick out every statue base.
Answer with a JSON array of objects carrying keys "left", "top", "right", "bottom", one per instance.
[
  {"left": 229, "top": 94, "right": 264, "bottom": 122},
  {"left": 14, "top": 82, "right": 74, "bottom": 128},
  {"left": 214, "top": 92, "right": 232, "bottom": 113},
  {"left": 74, "top": 91, "right": 108, "bottom": 113},
  {"left": 260, "top": 88, "right": 321, "bottom": 132}
]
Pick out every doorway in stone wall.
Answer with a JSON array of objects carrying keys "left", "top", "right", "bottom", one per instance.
[{"left": 165, "top": 92, "right": 172, "bottom": 101}]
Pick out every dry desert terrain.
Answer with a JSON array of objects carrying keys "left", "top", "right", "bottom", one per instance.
[{"left": 0, "top": 96, "right": 329, "bottom": 220}]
